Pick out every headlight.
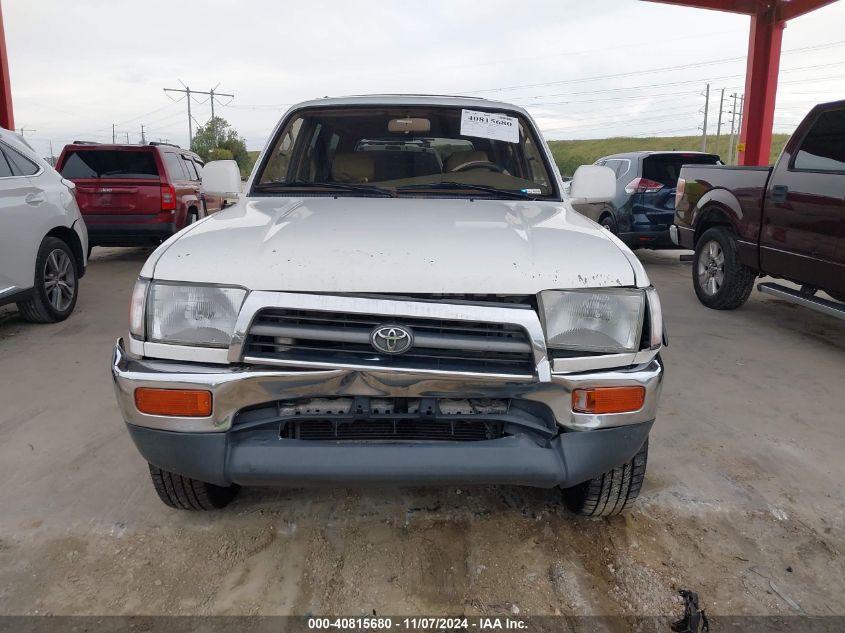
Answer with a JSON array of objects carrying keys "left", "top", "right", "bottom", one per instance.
[
  {"left": 146, "top": 283, "right": 247, "bottom": 347},
  {"left": 540, "top": 289, "right": 645, "bottom": 353},
  {"left": 129, "top": 278, "right": 149, "bottom": 339}
]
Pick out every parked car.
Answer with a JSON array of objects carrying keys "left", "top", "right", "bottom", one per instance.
[
  {"left": 673, "top": 99, "right": 845, "bottom": 316},
  {"left": 55, "top": 142, "right": 220, "bottom": 251},
  {"left": 0, "top": 128, "right": 88, "bottom": 322},
  {"left": 575, "top": 151, "right": 721, "bottom": 248},
  {"left": 112, "top": 95, "right": 665, "bottom": 516}
]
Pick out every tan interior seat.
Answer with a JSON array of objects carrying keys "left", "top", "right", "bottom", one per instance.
[
  {"left": 331, "top": 153, "right": 375, "bottom": 183},
  {"left": 444, "top": 150, "right": 490, "bottom": 172}
]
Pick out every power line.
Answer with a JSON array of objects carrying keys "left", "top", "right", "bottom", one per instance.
[
  {"left": 465, "top": 39, "right": 845, "bottom": 95},
  {"left": 512, "top": 59, "right": 845, "bottom": 103},
  {"left": 163, "top": 81, "right": 234, "bottom": 146}
]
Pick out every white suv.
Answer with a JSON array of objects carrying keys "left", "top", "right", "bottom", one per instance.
[
  {"left": 113, "top": 96, "right": 664, "bottom": 516},
  {"left": 0, "top": 128, "right": 88, "bottom": 322}
]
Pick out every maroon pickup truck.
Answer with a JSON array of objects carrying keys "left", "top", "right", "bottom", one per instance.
[{"left": 672, "top": 99, "right": 845, "bottom": 318}]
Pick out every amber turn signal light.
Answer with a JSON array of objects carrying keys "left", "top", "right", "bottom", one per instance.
[
  {"left": 135, "top": 388, "right": 212, "bottom": 417},
  {"left": 572, "top": 386, "right": 645, "bottom": 414}
]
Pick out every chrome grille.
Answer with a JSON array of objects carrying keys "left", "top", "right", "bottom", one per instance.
[{"left": 243, "top": 308, "right": 535, "bottom": 375}]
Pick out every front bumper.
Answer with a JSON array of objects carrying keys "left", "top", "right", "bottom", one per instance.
[
  {"left": 112, "top": 338, "right": 662, "bottom": 488},
  {"left": 126, "top": 419, "right": 653, "bottom": 488}
]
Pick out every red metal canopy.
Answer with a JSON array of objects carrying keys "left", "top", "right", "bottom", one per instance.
[
  {"left": 647, "top": 0, "right": 838, "bottom": 165},
  {"left": 0, "top": 1, "right": 13, "bottom": 131}
]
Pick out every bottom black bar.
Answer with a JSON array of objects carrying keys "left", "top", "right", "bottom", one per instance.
[{"left": 0, "top": 616, "right": 844, "bottom": 633}]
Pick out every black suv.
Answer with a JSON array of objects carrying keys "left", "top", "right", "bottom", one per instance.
[{"left": 574, "top": 151, "right": 720, "bottom": 248}]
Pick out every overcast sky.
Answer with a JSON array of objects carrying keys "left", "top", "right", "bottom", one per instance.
[{"left": 5, "top": 0, "right": 845, "bottom": 158}]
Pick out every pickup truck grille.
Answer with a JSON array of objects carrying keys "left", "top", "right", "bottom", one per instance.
[{"left": 243, "top": 308, "right": 535, "bottom": 375}]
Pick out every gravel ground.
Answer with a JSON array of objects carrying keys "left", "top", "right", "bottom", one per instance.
[{"left": 0, "top": 247, "right": 842, "bottom": 618}]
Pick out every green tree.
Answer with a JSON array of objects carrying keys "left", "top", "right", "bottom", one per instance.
[
  {"left": 191, "top": 117, "right": 251, "bottom": 176},
  {"left": 208, "top": 147, "right": 234, "bottom": 161}
]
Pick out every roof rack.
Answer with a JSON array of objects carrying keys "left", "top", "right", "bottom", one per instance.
[
  {"left": 149, "top": 141, "right": 181, "bottom": 148},
  {"left": 72, "top": 140, "right": 101, "bottom": 145}
]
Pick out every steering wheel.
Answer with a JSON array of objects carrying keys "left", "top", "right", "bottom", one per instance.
[{"left": 451, "top": 160, "right": 505, "bottom": 173}]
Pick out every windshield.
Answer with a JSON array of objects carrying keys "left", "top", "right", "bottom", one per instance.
[{"left": 254, "top": 106, "right": 557, "bottom": 199}]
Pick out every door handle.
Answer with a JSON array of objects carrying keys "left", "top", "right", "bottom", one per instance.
[
  {"left": 25, "top": 192, "right": 46, "bottom": 205},
  {"left": 770, "top": 185, "right": 788, "bottom": 203}
]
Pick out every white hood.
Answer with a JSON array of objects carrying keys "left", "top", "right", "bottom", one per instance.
[{"left": 146, "top": 197, "right": 642, "bottom": 293}]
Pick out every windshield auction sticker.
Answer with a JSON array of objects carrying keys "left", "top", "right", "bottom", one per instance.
[{"left": 460, "top": 109, "right": 520, "bottom": 143}]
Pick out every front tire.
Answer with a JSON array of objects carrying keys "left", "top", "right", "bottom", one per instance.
[
  {"left": 148, "top": 464, "right": 239, "bottom": 510},
  {"left": 562, "top": 439, "right": 648, "bottom": 517},
  {"left": 693, "top": 226, "right": 755, "bottom": 310},
  {"left": 17, "top": 237, "right": 79, "bottom": 323}
]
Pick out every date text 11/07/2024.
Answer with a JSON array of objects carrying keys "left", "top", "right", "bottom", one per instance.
[{"left": 307, "top": 617, "right": 527, "bottom": 630}]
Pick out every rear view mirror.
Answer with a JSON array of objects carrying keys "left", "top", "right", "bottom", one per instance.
[
  {"left": 388, "top": 118, "right": 431, "bottom": 134},
  {"left": 201, "top": 160, "right": 241, "bottom": 206},
  {"left": 568, "top": 165, "right": 616, "bottom": 205}
]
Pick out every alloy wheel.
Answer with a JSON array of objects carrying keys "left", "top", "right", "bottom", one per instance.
[
  {"left": 44, "top": 249, "right": 76, "bottom": 312},
  {"left": 697, "top": 240, "right": 725, "bottom": 296}
]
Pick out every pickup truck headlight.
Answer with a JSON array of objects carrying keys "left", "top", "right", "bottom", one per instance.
[
  {"left": 144, "top": 282, "right": 247, "bottom": 347},
  {"left": 539, "top": 289, "right": 645, "bottom": 353}
]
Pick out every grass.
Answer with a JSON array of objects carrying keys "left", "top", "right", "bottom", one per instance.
[{"left": 548, "top": 134, "right": 791, "bottom": 177}]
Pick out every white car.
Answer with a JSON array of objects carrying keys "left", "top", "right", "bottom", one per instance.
[
  {"left": 112, "top": 96, "right": 664, "bottom": 516},
  {"left": 0, "top": 128, "right": 88, "bottom": 322}
]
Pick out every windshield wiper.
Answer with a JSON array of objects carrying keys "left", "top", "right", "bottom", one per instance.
[
  {"left": 396, "top": 182, "right": 537, "bottom": 200},
  {"left": 254, "top": 180, "right": 395, "bottom": 197}
]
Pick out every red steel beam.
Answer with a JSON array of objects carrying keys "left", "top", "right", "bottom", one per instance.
[
  {"left": 737, "top": 4, "right": 784, "bottom": 165},
  {"left": 0, "top": 0, "right": 13, "bottom": 131},
  {"left": 645, "top": 0, "right": 760, "bottom": 14},
  {"left": 779, "top": 0, "right": 840, "bottom": 20}
]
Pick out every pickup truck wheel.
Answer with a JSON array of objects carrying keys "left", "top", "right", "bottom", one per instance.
[
  {"left": 561, "top": 439, "right": 648, "bottom": 517},
  {"left": 693, "top": 227, "right": 755, "bottom": 310},
  {"left": 17, "top": 237, "right": 79, "bottom": 323},
  {"left": 148, "top": 464, "right": 239, "bottom": 510}
]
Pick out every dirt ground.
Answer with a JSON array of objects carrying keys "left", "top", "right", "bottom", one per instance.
[{"left": 0, "top": 247, "right": 843, "bottom": 618}]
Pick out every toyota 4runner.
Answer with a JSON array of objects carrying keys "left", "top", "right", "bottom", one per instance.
[{"left": 112, "top": 95, "right": 665, "bottom": 516}]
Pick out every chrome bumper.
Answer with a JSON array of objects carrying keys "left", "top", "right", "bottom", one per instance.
[{"left": 112, "top": 338, "right": 663, "bottom": 433}]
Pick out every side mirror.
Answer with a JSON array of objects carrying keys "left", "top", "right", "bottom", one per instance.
[
  {"left": 201, "top": 160, "right": 241, "bottom": 207},
  {"left": 568, "top": 165, "right": 616, "bottom": 205}
]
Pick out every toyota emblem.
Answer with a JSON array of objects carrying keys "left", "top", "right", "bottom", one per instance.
[{"left": 370, "top": 325, "right": 414, "bottom": 355}]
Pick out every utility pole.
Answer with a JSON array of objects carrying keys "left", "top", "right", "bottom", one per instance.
[
  {"left": 700, "top": 83, "right": 710, "bottom": 152},
  {"left": 715, "top": 88, "right": 725, "bottom": 158},
  {"left": 164, "top": 82, "right": 234, "bottom": 147},
  {"left": 728, "top": 93, "right": 738, "bottom": 164},
  {"left": 164, "top": 83, "right": 194, "bottom": 145},
  {"left": 732, "top": 94, "right": 745, "bottom": 165},
  {"left": 208, "top": 85, "right": 233, "bottom": 121},
  {"left": 15, "top": 126, "right": 35, "bottom": 136},
  {"left": 140, "top": 124, "right": 146, "bottom": 144},
  {"left": 123, "top": 131, "right": 130, "bottom": 144},
  {"left": 112, "top": 123, "right": 116, "bottom": 143}
]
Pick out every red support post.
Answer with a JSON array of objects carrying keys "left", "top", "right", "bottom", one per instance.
[
  {"left": 737, "top": 5, "right": 784, "bottom": 166},
  {"left": 0, "top": 1, "right": 13, "bottom": 131}
]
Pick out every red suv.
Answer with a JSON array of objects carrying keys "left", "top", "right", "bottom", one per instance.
[{"left": 56, "top": 142, "right": 220, "bottom": 249}]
